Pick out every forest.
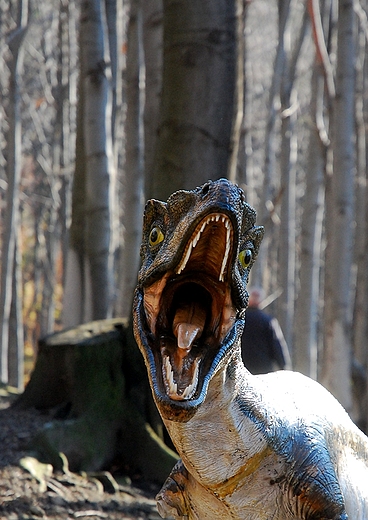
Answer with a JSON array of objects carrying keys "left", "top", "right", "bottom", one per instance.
[{"left": 1, "top": 0, "right": 368, "bottom": 438}]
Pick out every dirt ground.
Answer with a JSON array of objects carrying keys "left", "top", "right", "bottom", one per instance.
[{"left": 0, "top": 392, "right": 167, "bottom": 520}]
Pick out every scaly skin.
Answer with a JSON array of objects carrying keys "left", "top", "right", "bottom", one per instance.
[{"left": 133, "top": 179, "right": 368, "bottom": 519}]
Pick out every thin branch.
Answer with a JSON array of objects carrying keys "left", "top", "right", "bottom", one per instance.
[
  {"left": 307, "top": 0, "right": 335, "bottom": 99},
  {"left": 354, "top": 0, "right": 368, "bottom": 44}
]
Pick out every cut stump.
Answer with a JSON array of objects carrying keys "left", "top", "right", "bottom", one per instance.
[{"left": 13, "top": 319, "right": 177, "bottom": 482}]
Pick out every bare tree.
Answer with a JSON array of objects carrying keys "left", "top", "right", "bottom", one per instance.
[
  {"left": 251, "top": 0, "right": 290, "bottom": 293},
  {"left": 142, "top": 0, "right": 162, "bottom": 196},
  {"left": 118, "top": 0, "right": 145, "bottom": 319},
  {"left": 293, "top": 0, "right": 330, "bottom": 377},
  {"left": 0, "top": 0, "right": 28, "bottom": 387},
  {"left": 321, "top": 0, "right": 356, "bottom": 411},
  {"left": 277, "top": 7, "right": 309, "bottom": 348},
  {"left": 293, "top": 66, "right": 325, "bottom": 378},
  {"left": 352, "top": 7, "right": 368, "bottom": 370},
  {"left": 64, "top": 0, "right": 115, "bottom": 323},
  {"left": 150, "top": 0, "right": 243, "bottom": 200}
]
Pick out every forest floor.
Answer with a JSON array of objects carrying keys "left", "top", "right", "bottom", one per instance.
[{"left": 0, "top": 391, "right": 166, "bottom": 520}]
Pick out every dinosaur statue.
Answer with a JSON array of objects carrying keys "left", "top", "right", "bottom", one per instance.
[{"left": 133, "top": 178, "right": 368, "bottom": 519}]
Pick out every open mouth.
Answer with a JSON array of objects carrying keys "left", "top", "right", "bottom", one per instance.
[{"left": 142, "top": 213, "right": 238, "bottom": 402}]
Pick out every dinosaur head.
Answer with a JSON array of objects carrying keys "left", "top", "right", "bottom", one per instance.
[{"left": 133, "top": 179, "right": 263, "bottom": 421}]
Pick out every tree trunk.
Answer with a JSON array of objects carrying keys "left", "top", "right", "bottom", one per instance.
[
  {"left": 143, "top": 0, "right": 163, "bottom": 199},
  {"left": 81, "top": 0, "right": 114, "bottom": 320},
  {"left": 251, "top": 0, "right": 290, "bottom": 292},
  {"left": 118, "top": 0, "right": 145, "bottom": 319},
  {"left": 351, "top": 12, "right": 368, "bottom": 431},
  {"left": 277, "top": 98, "right": 297, "bottom": 350},
  {"left": 276, "top": 8, "right": 308, "bottom": 349},
  {"left": 352, "top": 21, "right": 368, "bottom": 369},
  {"left": 104, "top": 0, "right": 118, "bottom": 143},
  {"left": 293, "top": 67, "right": 325, "bottom": 378},
  {"left": 63, "top": 63, "right": 90, "bottom": 327},
  {"left": 64, "top": 0, "right": 115, "bottom": 325},
  {"left": 8, "top": 238, "right": 25, "bottom": 390},
  {"left": 151, "top": 0, "right": 242, "bottom": 200},
  {"left": 0, "top": 0, "right": 28, "bottom": 385},
  {"left": 321, "top": 0, "right": 355, "bottom": 412}
]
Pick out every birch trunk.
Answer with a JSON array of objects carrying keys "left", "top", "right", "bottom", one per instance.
[
  {"left": 0, "top": 0, "right": 28, "bottom": 385},
  {"left": 352, "top": 23, "right": 368, "bottom": 368},
  {"left": 81, "top": 0, "right": 114, "bottom": 320},
  {"left": 251, "top": 0, "right": 290, "bottom": 291},
  {"left": 118, "top": 0, "right": 145, "bottom": 319},
  {"left": 351, "top": 16, "right": 368, "bottom": 429},
  {"left": 321, "top": 0, "right": 355, "bottom": 411},
  {"left": 293, "top": 68, "right": 325, "bottom": 378},
  {"left": 277, "top": 94, "right": 297, "bottom": 350},
  {"left": 63, "top": 28, "right": 90, "bottom": 327},
  {"left": 8, "top": 237, "right": 24, "bottom": 390},
  {"left": 275, "top": 6, "right": 308, "bottom": 347}
]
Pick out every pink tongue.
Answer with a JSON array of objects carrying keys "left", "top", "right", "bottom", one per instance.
[{"left": 172, "top": 302, "right": 206, "bottom": 354}]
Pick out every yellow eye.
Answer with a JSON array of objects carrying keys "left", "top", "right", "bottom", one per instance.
[
  {"left": 149, "top": 226, "right": 164, "bottom": 247},
  {"left": 238, "top": 249, "right": 252, "bottom": 268}
]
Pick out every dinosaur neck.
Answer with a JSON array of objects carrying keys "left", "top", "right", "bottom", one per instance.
[{"left": 162, "top": 352, "right": 269, "bottom": 490}]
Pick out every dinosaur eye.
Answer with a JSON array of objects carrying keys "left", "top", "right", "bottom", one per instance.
[
  {"left": 149, "top": 226, "right": 164, "bottom": 247},
  {"left": 238, "top": 249, "right": 252, "bottom": 269}
]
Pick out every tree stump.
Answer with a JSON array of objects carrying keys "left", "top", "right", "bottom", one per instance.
[{"left": 14, "top": 319, "right": 177, "bottom": 482}]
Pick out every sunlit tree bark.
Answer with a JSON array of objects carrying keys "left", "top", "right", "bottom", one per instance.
[
  {"left": 251, "top": 0, "right": 290, "bottom": 292},
  {"left": 352, "top": 17, "right": 368, "bottom": 370},
  {"left": 118, "top": 0, "right": 164, "bottom": 318},
  {"left": 351, "top": 5, "right": 368, "bottom": 429},
  {"left": 63, "top": 66, "right": 90, "bottom": 327},
  {"left": 118, "top": 0, "right": 145, "bottom": 319},
  {"left": 0, "top": 0, "right": 28, "bottom": 386},
  {"left": 82, "top": 0, "right": 115, "bottom": 320},
  {"left": 64, "top": 0, "right": 115, "bottom": 323},
  {"left": 151, "top": 0, "right": 243, "bottom": 200},
  {"left": 321, "top": 0, "right": 355, "bottom": 411},
  {"left": 8, "top": 238, "right": 24, "bottom": 389},
  {"left": 277, "top": 8, "right": 308, "bottom": 348},
  {"left": 293, "top": 67, "right": 325, "bottom": 378}
]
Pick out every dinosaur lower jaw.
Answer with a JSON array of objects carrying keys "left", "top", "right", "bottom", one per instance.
[{"left": 136, "top": 284, "right": 244, "bottom": 420}]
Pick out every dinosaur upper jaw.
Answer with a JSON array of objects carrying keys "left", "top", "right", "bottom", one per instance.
[{"left": 136, "top": 212, "right": 244, "bottom": 420}]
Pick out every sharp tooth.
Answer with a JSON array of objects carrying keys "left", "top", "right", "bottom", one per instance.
[
  {"left": 215, "top": 214, "right": 220, "bottom": 221},
  {"left": 176, "top": 241, "right": 193, "bottom": 274},
  {"left": 179, "top": 360, "right": 200, "bottom": 399},
  {"left": 165, "top": 356, "right": 178, "bottom": 395},
  {"left": 219, "top": 225, "right": 231, "bottom": 282},
  {"left": 165, "top": 356, "right": 174, "bottom": 384},
  {"left": 193, "top": 232, "right": 200, "bottom": 248},
  {"left": 164, "top": 355, "right": 201, "bottom": 400},
  {"left": 181, "top": 384, "right": 192, "bottom": 399}
]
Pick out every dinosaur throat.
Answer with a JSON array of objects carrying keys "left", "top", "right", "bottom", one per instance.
[{"left": 143, "top": 213, "right": 237, "bottom": 402}]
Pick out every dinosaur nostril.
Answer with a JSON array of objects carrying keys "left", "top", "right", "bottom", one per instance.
[{"left": 201, "top": 183, "right": 210, "bottom": 196}]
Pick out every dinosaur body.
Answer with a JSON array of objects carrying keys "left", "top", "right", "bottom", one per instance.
[{"left": 133, "top": 179, "right": 368, "bottom": 519}]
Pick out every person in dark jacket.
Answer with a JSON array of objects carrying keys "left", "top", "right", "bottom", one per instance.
[{"left": 241, "top": 288, "right": 292, "bottom": 374}]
